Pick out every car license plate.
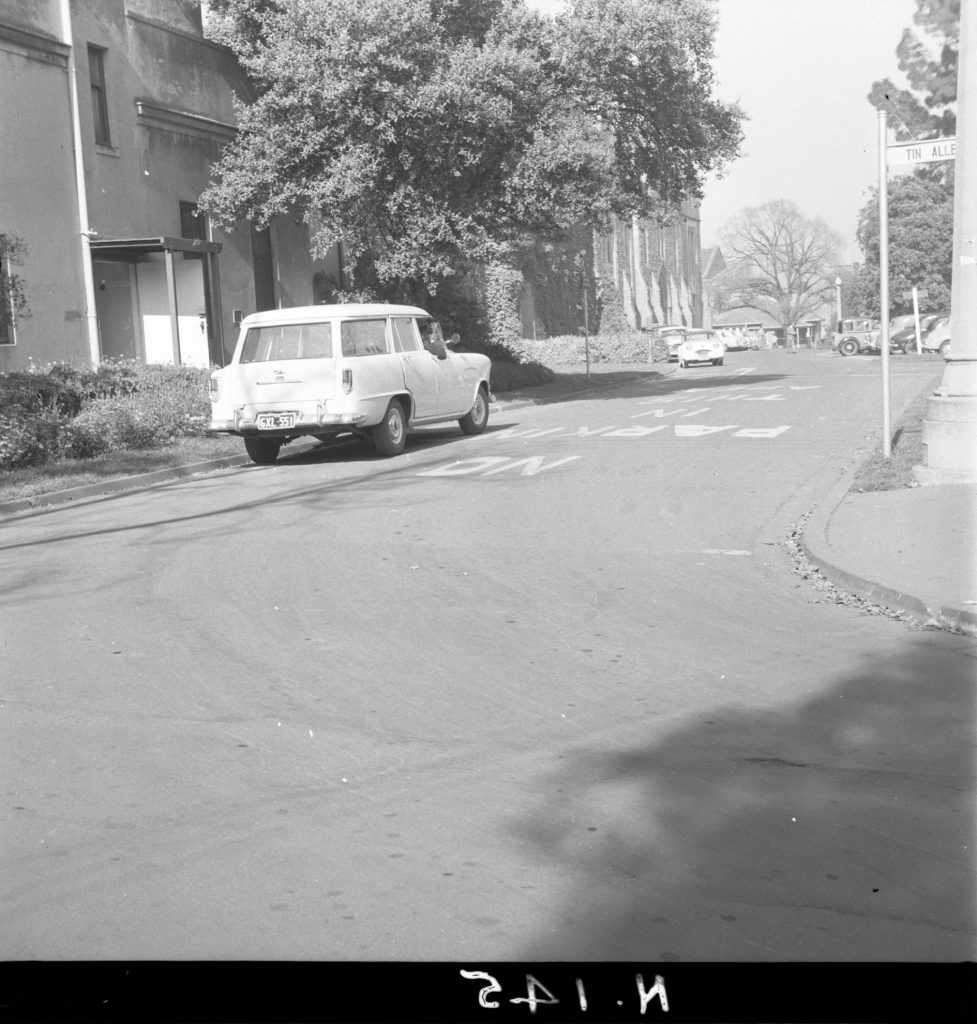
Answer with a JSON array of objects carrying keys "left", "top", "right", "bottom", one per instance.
[{"left": 257, "top": 412, "right": 295, "bottom": 429}]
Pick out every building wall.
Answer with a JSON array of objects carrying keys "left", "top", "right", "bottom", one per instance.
[
  {"left": 0, "top": 9, "right": 89, "bottom": 364},
  {"left": 0, "top": 0, "right": 315, "bottom": 372},
  {"left": 521, "top": 203, "right": 704, "bottom": 339}
]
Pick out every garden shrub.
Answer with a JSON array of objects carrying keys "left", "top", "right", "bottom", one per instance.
[
  {"left": 0, "top": 362, "right": 213, "bottom": 468},
  {"left": 522, "top": 330, "right": 664, "bottom": 366},
  {"left": 0, "top": 371, "right": 85, "bottom": 417},
  {"left": 484, "top": 263, "right": 526, "bottom": 355},
  {"left": 0, "top": 409, "right": 66, "bottom": 469}
]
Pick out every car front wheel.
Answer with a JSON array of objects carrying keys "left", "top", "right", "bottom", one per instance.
[
  {"left": 838, "top": 338, "right": 859, "bottom": 357},
  {"left": 372, "top": 400, "right": 407, "bottom": 456},
  {"left": 243, "top": 435, "right": 282, "bottom": 464},
  {"left": 459, "top": 385, "right": 489, "bottom": 435},
  {"left": 939, "top": 340, "right": 951, "bottom": 356}
]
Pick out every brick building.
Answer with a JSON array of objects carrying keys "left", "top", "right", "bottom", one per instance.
[{"left": 518, "top": 203, "right": 704, "bottom": 339}]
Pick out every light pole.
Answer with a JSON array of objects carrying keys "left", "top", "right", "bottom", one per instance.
[{"left": 834, "top": 276, "right": 842, "bottom": 329}]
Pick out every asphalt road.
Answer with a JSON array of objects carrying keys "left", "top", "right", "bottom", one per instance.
[{"left": 2, "top": 349, "right": 974, "bottom": 962}]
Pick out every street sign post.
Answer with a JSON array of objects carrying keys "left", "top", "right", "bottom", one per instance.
[
  {"left": 902, "top": 288, "right": 929, "bottom": 354},
  {"left": 886, "top": 138, "right": 956, "bottom": 165},
  {"left": 878, "top": 126, "right": 956, "bottom": 456}
]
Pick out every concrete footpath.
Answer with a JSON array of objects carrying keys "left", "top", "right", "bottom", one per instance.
[
  {"left": 2, "top": 369, "right": 975, "bottom": 637},
  {"left": 801, "top": 474, "right": 977, "bottom": 636}
]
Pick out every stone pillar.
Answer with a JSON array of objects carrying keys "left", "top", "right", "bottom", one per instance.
[{"left": 914, "top": 1, "right": 977, "bottom": 484}]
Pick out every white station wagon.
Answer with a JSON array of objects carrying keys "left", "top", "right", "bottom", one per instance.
[{"left": 208, "top": 304, "right": 492, "bottom": 463}]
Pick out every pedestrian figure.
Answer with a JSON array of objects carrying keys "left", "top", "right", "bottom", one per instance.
[{"left": 787, "top": 323, "right": 798, "bottom": 352}]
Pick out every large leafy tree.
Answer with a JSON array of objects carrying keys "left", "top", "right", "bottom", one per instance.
[
  {"left": 851, "top": 0, "right": 957, "bottom": 316},
  {"left": 199, "top": 0, "right": 742, "bottom": 301},
  {"left": 715, "top": 200, "right": 842, "bottom": 327},
  {"left": 847, "top": 174, "right": 953, "bottom": 317},
  {"left": 867, "top": 0, "right": 958, "bottom": 140}
]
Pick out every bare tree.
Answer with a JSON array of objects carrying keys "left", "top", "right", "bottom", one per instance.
[{"left": 716, "top": 200, "right": 842, "bottom": 327}]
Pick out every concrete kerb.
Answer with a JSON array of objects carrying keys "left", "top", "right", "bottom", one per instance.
[
  {"left": 0, "top": 453, "right": 254, "bottom": 515},
  {"left": 800, "top": 470, "right": 977, "bottom": 637},
  {"left": 0, "top": 370, "right": 669, "bottom": 517}
]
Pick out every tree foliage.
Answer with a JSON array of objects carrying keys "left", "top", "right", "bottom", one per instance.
[
  {"left": 867, "top": 0, "right": 958, "bottom": 139},
  {"left": 851, "top": 0, "right": 957, "bottom": 317},
  {"left": 847, "top": 174, "right": 953, "bottom": 317},
  {"left": 716, "top": 200, "right": 842, "bottom": 327},
  {"left": 199, "top": 0, "right": 742, "bottom": 299}
]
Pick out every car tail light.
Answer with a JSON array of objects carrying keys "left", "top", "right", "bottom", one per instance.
[
  {"left": 342, "top": 369, "right": 353, "bottom": 394},
  {"left": 208, "top": 374, "right": 219, "bottom": 401}
]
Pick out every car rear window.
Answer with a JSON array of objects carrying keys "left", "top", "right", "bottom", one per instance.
[
  {"left": 341, "top": 319, "right": 388, "bottom": 357},
  {"left": 239, "top": 322, "right": 333, "bottom": 363}
]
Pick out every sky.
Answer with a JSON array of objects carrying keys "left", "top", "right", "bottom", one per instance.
[{"left": 529, "top": 0, "right": 921, "bottom": 265}]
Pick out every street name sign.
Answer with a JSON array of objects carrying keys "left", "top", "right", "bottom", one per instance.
[{"left": 886, "top": 138, "right": 956, "bottom": 165}]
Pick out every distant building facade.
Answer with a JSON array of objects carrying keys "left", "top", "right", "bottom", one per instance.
[
  {"left": 0, "top": 0, "right": 320, "bottom": 372},
  {"left": 519, "top": 202, "right": 705, "bottom": 339}
]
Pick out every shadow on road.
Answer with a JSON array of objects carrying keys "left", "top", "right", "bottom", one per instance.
[
  {"left": 501, "top": 368, "right": 789, "bottom": 408},
  {"left": 514, "top": 637, "right": 976, "bottom": 961}
]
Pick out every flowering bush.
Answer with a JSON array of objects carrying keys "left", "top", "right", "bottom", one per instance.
[
  {"left": 0, "top": 410, "right": 66, "bottom": 469},
  {"left": 0, "top": 362, "right": 212, "bottom": 469}
]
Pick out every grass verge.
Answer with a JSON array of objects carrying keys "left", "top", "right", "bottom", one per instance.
[
  {"left": 850, "top": 387, "right": 928, "bottom": 492},
  {"left": 0, "top": 435, "right": 244, "bottom": 504}
]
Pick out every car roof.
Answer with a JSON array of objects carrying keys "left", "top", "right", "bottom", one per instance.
[{"left": 240, "top": 304, "right": 431, "bottom": 326}]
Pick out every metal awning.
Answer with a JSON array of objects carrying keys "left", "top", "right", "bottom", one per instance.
[
  {"left": 89, "top": 237, "right": 223, "bottom": 365},
  {"left": 89, "top": 236, "right": 222, "bottom": 259}
]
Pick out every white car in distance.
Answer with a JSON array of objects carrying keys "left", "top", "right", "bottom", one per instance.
[{"left": 676, "top": 330, "right": 725, "bottom": 368}]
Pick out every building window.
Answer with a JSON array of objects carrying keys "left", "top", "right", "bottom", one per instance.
[
  {"left": 251, "top": 225, "right": 276, "bottom": 312},
  {"left": 180, "top": 201, "right": 208, "bottom": 259},
  {"left": 180, "top": 202, "right": 206, "bottom": 241},
  {"left": 88, "top": 46, "right": 111, "bottom": 146},
  {"left": 0, "top": 236, "right": 26, "bottom": 346},
  {"left": 0, "top": 255, "right": 15, "bottom": 345}
]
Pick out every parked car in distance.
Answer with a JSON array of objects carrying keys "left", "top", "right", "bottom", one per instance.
[
  {"left": 920, "top": 314, "right": 951, "bottom": 356},
  {"left": 715, "top": 323, "right": 764, "bottom": 351},
  {"left": 889, "top": 314, "right": 917, "bottom": 335},
  {"left": 657, "top": 325, "right": 690, "bottom": 361},
  {"left": 833, "top": 318, "right": 882, "bottom": 356},
  {"left": 208, "top": 304, "right": 492, "bottom": 463},
  {"left": 890, "top": 313, "right": 943, "bottom": 354},
  {"left": 677, "top": 330, "right": 724, "bottom": 368}
]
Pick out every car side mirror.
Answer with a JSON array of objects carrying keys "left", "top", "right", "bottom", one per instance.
[{"left": 447, "top": 332, "right": 461, "bottom": 348}]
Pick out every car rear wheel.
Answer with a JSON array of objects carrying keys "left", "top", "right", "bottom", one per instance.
[
  {"left": 713, "top": 358, "right": 724, "bottom": 366},
  {"left": 372, "top": 400, "right": 407, "bottom": 456},
  {"left": 939, "top": 340, "right": 951, "bottom": 356},
  {"left": 459, "top": 385, "right": 489, "bottom": 435},
  {"left": 243, "top": 435, "right": 282, "bottom": 464},
  {"left": 679, "top": 359, "right": 687, "bottom": 368},
  {"left": 838, "top": 338, "right": 859, "bottom": 357}
]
